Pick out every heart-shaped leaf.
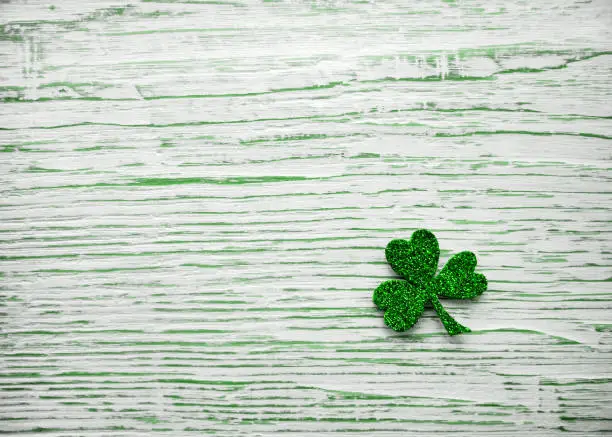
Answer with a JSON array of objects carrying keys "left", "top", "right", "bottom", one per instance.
[
  {"left": 435, "top": 251, "right": 487, "bottom": 299},
  {"left": 385, "top": 229, "right": 440, "bottom": 288},
  {"left": 373, "top": 279, "right": 409, "bottom": 311},
  {"left": 373, "top": 280, "right": 426, "bottom": 332}
]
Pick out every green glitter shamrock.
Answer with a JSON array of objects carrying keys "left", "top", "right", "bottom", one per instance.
[{"left": 373, "top": 229, "right": 487, "bottom": 336}]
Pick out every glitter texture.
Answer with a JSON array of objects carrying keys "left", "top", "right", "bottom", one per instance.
[{"left": 373, "top": 229, "right": 487, "bottom": 336}]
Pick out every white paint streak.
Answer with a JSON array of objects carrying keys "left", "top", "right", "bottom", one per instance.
[{"left": 0, "top": 0, "right": 611, "bottom": 435}]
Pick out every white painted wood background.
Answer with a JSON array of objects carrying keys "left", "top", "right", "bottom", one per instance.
[{"left": 1, "top": 0, "right": 611, "bottom": 435}]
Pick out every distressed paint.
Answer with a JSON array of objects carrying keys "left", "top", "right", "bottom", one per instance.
[{"left": 0, "top": 0, "right": 611, "bottom": 435}]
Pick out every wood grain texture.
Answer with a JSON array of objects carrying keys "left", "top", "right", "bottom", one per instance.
[{"left": 1, "top": 0, "right": 611, "bottom": 435}]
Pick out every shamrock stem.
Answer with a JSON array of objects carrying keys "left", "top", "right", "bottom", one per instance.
[{"left": 429, "top": 294, "right": 471, "bottom": 336}]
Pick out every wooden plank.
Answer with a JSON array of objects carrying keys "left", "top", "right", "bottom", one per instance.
[{"left": 1, "top": 0, "right": 611, "bottom": 435}]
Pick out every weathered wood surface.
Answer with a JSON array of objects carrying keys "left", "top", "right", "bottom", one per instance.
[{"left": 1, "top": 0, "right": 611, "bottom": 435}]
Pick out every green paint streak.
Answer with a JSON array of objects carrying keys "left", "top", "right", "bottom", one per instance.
[
  {"left": 0, "top": 373, "right": 42, "bottom": 378},
  {"left": 350, "top": 152, "right": 381, "bottom": 159},
  {"left": 38, "top": 81, "right": 113, "bottom": 90},
  {"left": 20, "top": 169, "right": 544, "bottom": 192},
  {"left": 74, "top": 145, "right": 135, "bottom": 151},
  {"left": 450, "top": 219, "right": 504, "bottom": 225},
  {"left": 362, "top": 74, "right": 494, "bottom": 83},
  {"left": 156, "top": 378, "right": 270, "bottom": 386},
  {"left": 107, "top": 27, "right": 241, "bottom": 36},
  {"left": 1, "top": 96, "right": 137, "bottom": 103},
  {"left": 141, "top": 0, "right": 246, "bottom": 6},
  {"left": 32, "top": 267, "right": 164, "bottom": 274},
  {"left": 468, "top": 329, "right": 581, "bottom": 345},
  {"left": 434, "top": 130, "right": 611, "bottom": 140},
  {"left": 143, "top": 81, "right": 348, "bottom": 100},
  {"left": 23, "top": 166, "right": 67, "bottom": 173},
  {"left": 0, "top": 111, "right": 359, "bottom": 130},
  {"left": 240, "top": 133, "right": 340, "bottom": 145},
  {"left": 0, "top": 86, "right": 26, "bottom": 92},
  {"left": 540, "top": 378, "right": 611, "bottom": 386},
  {"left": 135, "top": 417, "right": 163, "bottom": 424},
  {"left": 55, "top": 372, "right": 156, "bottom": 377},
  {"left": 161, "top": 329, "right": 228, "bottom": 334},
  {"left": 0, "top": 25, "right": 24, "bottom": 42},
  {"left": 131, "top": 176, "right": 310, "bottom": 186},
  {"left": 498, "top": 65, "right": 567, "bottom": 74},
  {"left": 0, "top": 254, "right": 79, "bottom": 261},
  {"left": 1, "top": 330, "right": 144, "bottom": 336}
]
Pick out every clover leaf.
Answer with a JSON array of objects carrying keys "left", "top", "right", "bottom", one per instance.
[{"left": 373, "top": 229, "right": 487, "bottom": 336}]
